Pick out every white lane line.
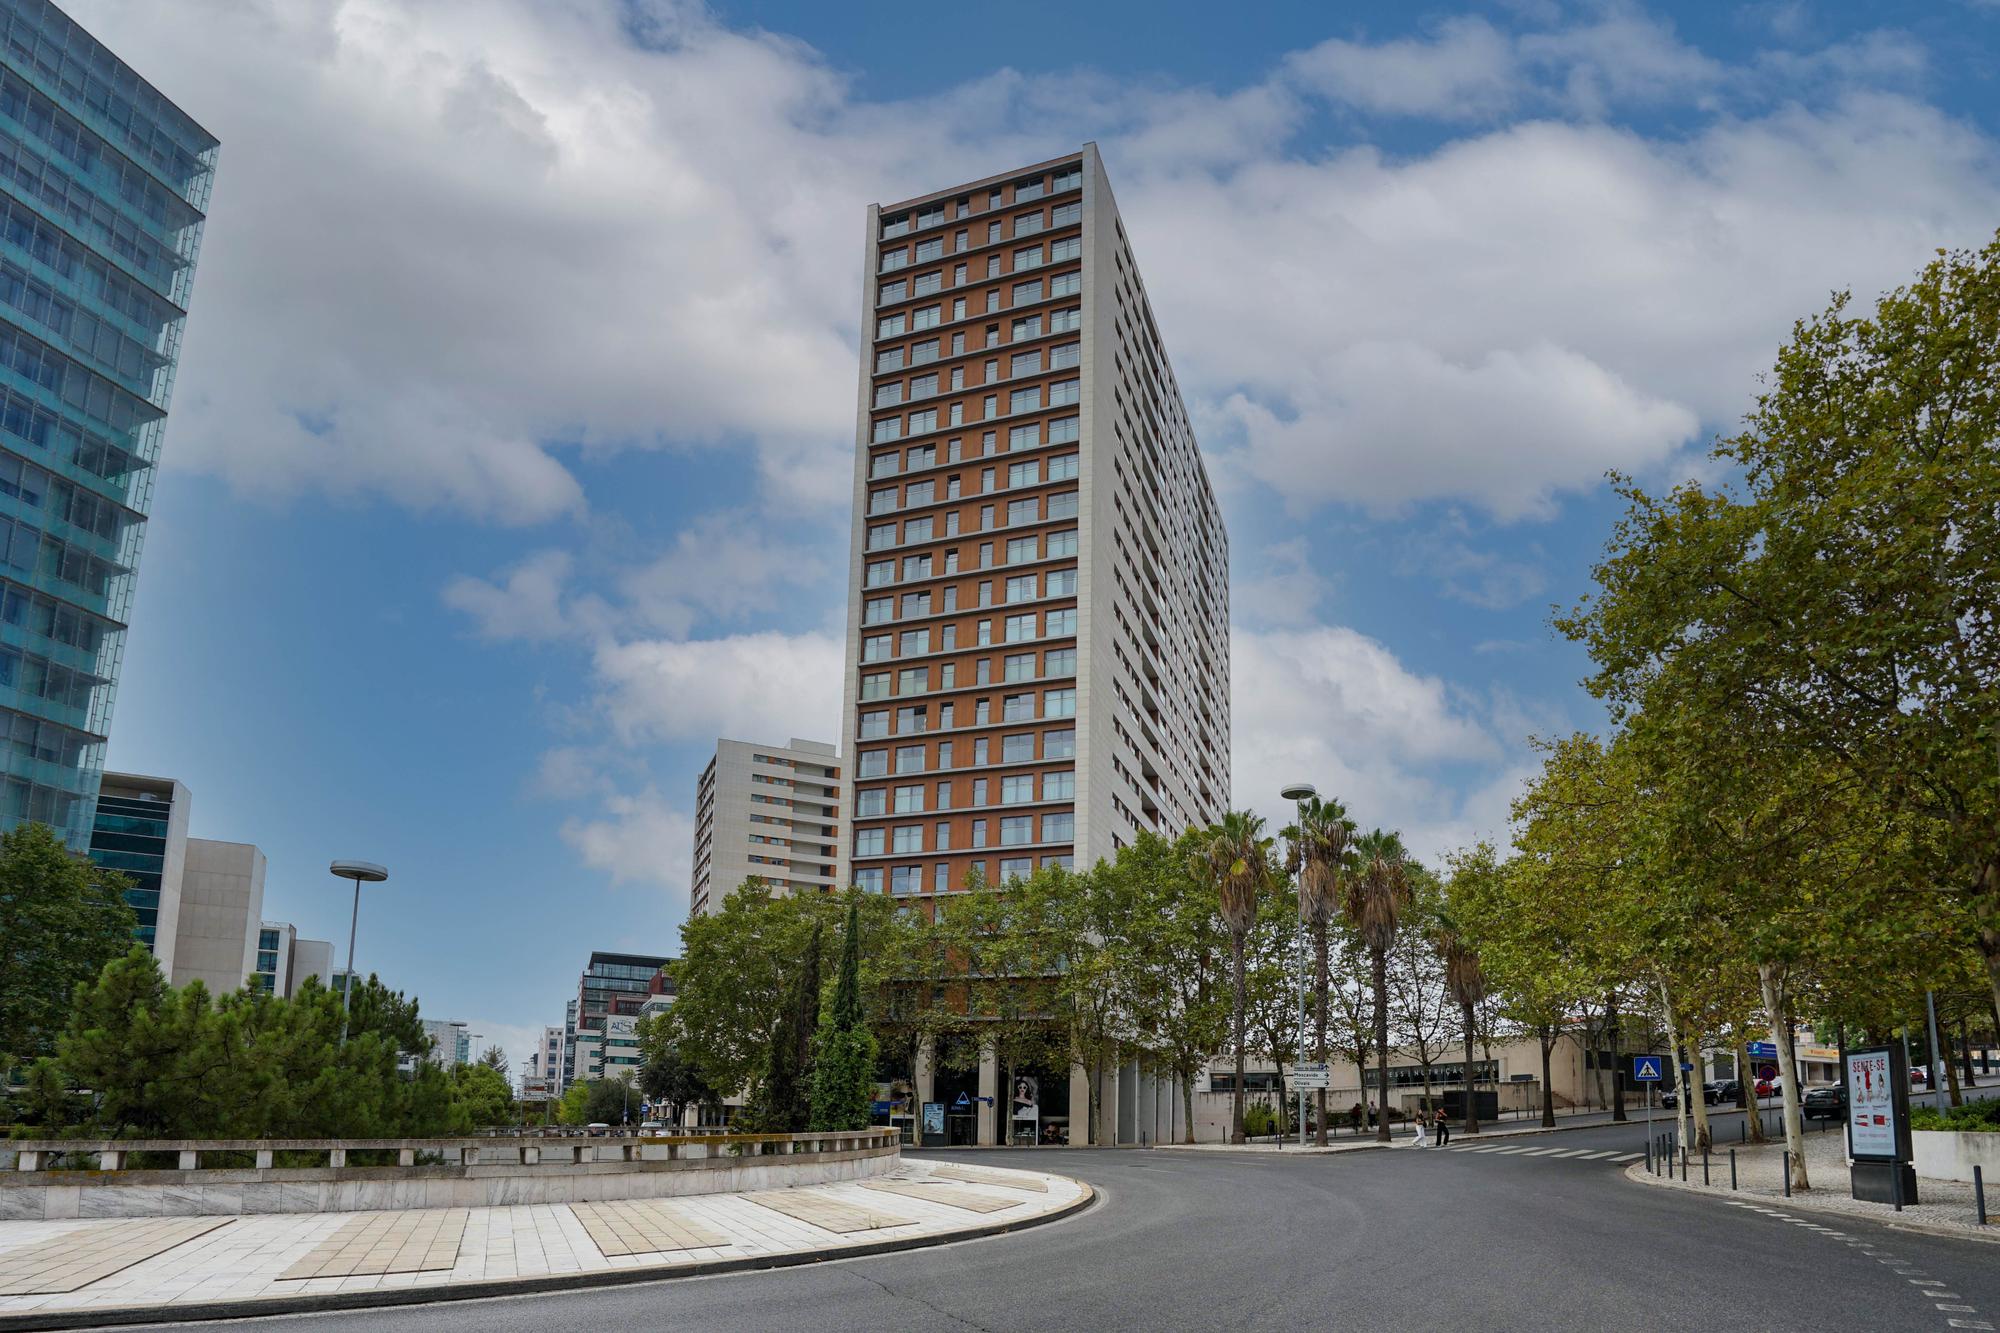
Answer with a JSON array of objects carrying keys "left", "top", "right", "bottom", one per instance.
[{"left": 1611, "top": 1153, "right": 1643, "bottom": 1161}]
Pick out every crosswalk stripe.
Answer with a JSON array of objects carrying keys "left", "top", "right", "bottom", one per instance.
[
  {"left": 1578, "top": 1151, "right": 1618, "bottom": 1160},
  {"left": 1550, "top": 1149, "right": 1596, "bottom": 1158},
  {"left": 1612, "top": 1153, "right": 1642, "bottom": 1161}
]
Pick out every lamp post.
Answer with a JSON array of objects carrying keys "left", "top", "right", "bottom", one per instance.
[
  {"left": 329, "top": 859, "right": 388, "bottom": 1044},
  {"left": 1281, "top": 782, "right": 1317, "bottom": 1150}
]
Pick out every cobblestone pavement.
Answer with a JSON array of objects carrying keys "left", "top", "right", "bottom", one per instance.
[{"left": 0, "top": 1159, "right": 1085, "bottom": 1322}]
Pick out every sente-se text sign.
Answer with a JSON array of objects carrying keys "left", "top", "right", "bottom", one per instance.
[{"left": 1845, "top": 1045, "right": 1910, "bottom": 1163}]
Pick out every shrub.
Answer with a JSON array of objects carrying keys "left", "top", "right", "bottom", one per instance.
[
  {"left": 1243, "top": 1103, "right": 1278, "bottom": 1137},
  {"left": 1911, "top": 1100, "right": 2000, "bottom": 1133}
]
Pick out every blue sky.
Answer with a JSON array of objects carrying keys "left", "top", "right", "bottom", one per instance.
[{"left": 68, "top": 0, "right": 2000, "bottom": 1066}]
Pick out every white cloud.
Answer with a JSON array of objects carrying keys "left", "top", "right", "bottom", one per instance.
[
  {"left": 441, "top": 550, "right": 580, "bottom": 643},
  {"left": 560, "top": 786, "right": 695, "bottom": 893},
  {"left": 1230, "top": 538, "right": 1336, "bottom": 627},
  {"left": 1285, "top": 18, "right": 1520, "bottom": 119},
  {"left": 616, "top": 514, "right": 836, "bottom": 637},
  {"left": 590, "top": 630, "right": 844, "bottom": 749}
]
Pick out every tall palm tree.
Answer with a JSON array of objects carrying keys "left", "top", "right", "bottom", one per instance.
[
  {"left": 1284, "top": 795, "right": 1355, "bottom": 1146},
  {"left": 1191, "top": 810, "right": 1273, "bottom": 1145},
  {"left": 1347, "top": 829, "right": 1412, "bottom": 1143},
  {"left": 1434, "top": 914, "right": 1488, "bottom": 1136}
]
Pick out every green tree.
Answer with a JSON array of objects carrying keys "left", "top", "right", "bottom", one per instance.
[
  {"left": 478, "top": 1045, "right": 508, "bottom": 1076},
  {"left": 1436, "top": 849, "right": 1494, "bottom": 1135},
  {"left": 1189, "top": 811, "right": 1274, "bottom": 1145},
  {"left": 1113, "top": 830, "right": 1228, "bottom": 1143},
  {"left": 0, "top": 822, "right": 137, "bottom": 1078},
  {"left": 1346, "top": 830, "right": 1413, "bottom": 1142},
  {"left": 670, "top": 881, "right": 830, "bottom": 1104},
  {"left": 556, "top": 1081, "right": 591, "bottom": 1127},
  {"left": 746, "top": 922, "right": 821, "bottom": 1133},
  {"left": 449, "top": 1062, "right": 514, "bottom": 1131},
  {"left": 809, "top": 897, "right": 878, "bottom": 1131},
  {"left": 1284, "top": 796, "right": 1356, "bottom": 1145}
]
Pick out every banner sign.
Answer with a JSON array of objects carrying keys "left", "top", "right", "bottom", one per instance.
[
  {"left": 1011, "top": 1075, "right": 1039, "bottom": 1121},
  {"left": 922, "top": 1102, "right": 945, "bottom": 1136},
  {"left": 1845, "top": 1045, "right": 1911, "bottom": 1163}
]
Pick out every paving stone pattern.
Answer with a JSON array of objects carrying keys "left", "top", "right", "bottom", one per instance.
[
  {"left": 929, "top": 1164, "right": 1049, "bottom": 1193},
  {"left": 0, "top": 1218, "right": 230, "bottom": 1295},
  {"left": 861, "top": 1180, "right": 1022, "bottom": 1213},
  {"left": 278, "top": 1209, "right": 469, "bottom": 1280},
  {"left": 571, "top": 1200, "right": 727, "bottom": 1257},
  {"left": 738, "top": 1188, "right": 916, "bottom": 1233}
]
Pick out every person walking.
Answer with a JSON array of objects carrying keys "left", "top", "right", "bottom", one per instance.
[
  {"left": 1433, "top": 1105, "right": 1450, "bottom": 1148},
  {"left": 1409, "top": 1104, "right": 1429, "bottom": 1148}
]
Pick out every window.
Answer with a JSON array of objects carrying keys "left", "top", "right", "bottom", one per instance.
[
  {"left": 877, "top": 348, "right": 903, "bottom": 372},
  {"left": 954, "top": 263, "right": 968, "bottom": 285},
  {"left": 895, "top": 745, "right": 926, "bottom": 774},
  {"left": 1003, "top": 692, "right": 1035, "bottom": 721},
  {"left": 893, "top": 784, "right": 924, "bottom": 814},
  {"left": 1010, "top": 386, "right": 1041, "bottom": 413},
  {"left": 1005, "top": 574, "right": 1036, "bottom": 603},
  {"left": 984, "top": 395, "right": 998, "bottom": 419},
  {"left": 1000, "top": 815, "right": 1033, "bottom": 845},
  {"left": 973, "top": 777, "right": 989, "bottom": 804},
  {"left": 999, "top": 857, "right": 1032, "bottom": 884},
  {"left": 856, "top": 788, "right": 887, "bottom": 818},
  {"left": 1048, "top": 491, "right": 1079, "bottom": 519},
  {"left": 1044, "top": 687, "right": 1077, "bottom": 718},
  {"left": 1047, "top": 529, "right": 1079, "bottom": 557},
  {"left": 977, "top": 580, "right": 993, "bottom": 607},
  {"left": 904, "top": 515, "right": 933, "bottom": 542},
  {"left": 893, "top": 825, "right": 923, "bottom": 853},
  {"left": 867, "top": 523, "right": 895, "bottom": 551},
  {"left": 900, "top": 591, "right": 931, "bottom": 617},
  {"left": 1007, "top": 461, "right": 1035, "bottom": 488},
  {"left": 1042, "top": 812, "right": 1075, "bottom": 842},
  {"left": 864, "top": 596, "right": 892, "bottom": 624},
  {"left": 860, "top": 672, "right": 890, "bottom": 701},
  {"left": 859, "top": 710, "right": 888, "bottom": 739},
  {"left": 862, "top": 634, "right": 891, "bottom": 662},
  {"left": 939, "top": 740, "right": 955, "bottom": 766},
  {"left": 1049, "top": 416, "right": 1079, "bottom": 443},
  {"left": 908, "top": 408, "right": 938, "bottom": 435},
  {"left": 988, "top": 220, "right": 1003, "bottom": 244},
  {"left": 915, "top": 237, "right": 944, "bottom": 262},
  {"left": 1003, "top": 733, "right": 1035, "bottom": 762},
  {"left": 1012, "top": 315, "right": 1043, "bottom": 341},
  {"left": 1049, "top": 452, "right": 1079, "bottom": 480},
  {"left": 898, "top": 666, "right": 927, "bottom": 694},
  {"left": 971, "top": 818, "right": 988, "bottom": 848},
  {"left": 913, "top": 305, "right": 942, "bottom": 330},
  {"left": 935, "top": 861, "right": 951, "bottom": 891},
  {"left": 911, "top": 338, "right": 940, "bottom": 365},
  {"left": 856, "top": 828, "right": 885, "bottom": 856},
  {"left": 1004, "top": 612, "right": 1036, "bottom": 642},
  {"left": 1045, "top": 647, "right": 1076, "bottom": 676},
  {"left": 1052, "top": 307, "right": 1082, "bottom": 333},
  {"left": 909, "top": 444, "right": 936, "bottom": 470},
  {"left": 1008, "top": 497, "right": 1038, "bottom": 526},
  {"left": 881, "top": 248, "right": 909, "bottom": 273},
  {"left": 879, "top": 279, "right": 907, "bottom": 305},
  {"left": 1045, "top": 729, "right": 1076, "bottom": 758},
  {"left": 895, "top": 705, "right": 926, "bottom": 734},
  {"left": 899, "top": 628, "right": 931, "bottom": 655},
  {"left": 1015, "top": 244, "right": 1044, "bottom": 270},
  {"left": 953, "top": 297, "right": 967, "bottom": 321},
  {"left": 883, "top": 215, "right": 910, "bottom": 239},
  {"left": 973, "top": 738, "right": 990, "bottom": 765},
  {"left": 1049, "top": 379, "right": 1079, "bottom": 407},
  {"left": 918, "top": 205, "right": 944, "bottom": 228},
  {"left": 974, "top": 698, "right": 991, "bottom": 725},
  {"left": 1051, "top": 270, "right": 1081, "bottom": 298},
  {"left": 873, "top": 418, "right": 902, "bottom": 444},
  {"left": 978, "top": 619, "right": 993, "bottom": 645},
  {"left": 1012, "top": 279, "right": 1043, "bottom": 306},
  {"left": 1053, "top": 201, "right": 1080, "bottom": 226},
  {"left": 1047, "top": 608, "right": 1077, "bottom": 636},
  {"left": 937, "top": 780, "right": 953, "bottom": 808},
  {"left": 901, "top": 553, "right": 932, "bottom": 579},
  {"left": 866, "top": 560, "right": 894, "bottom": 587},
  {"left": 1015, "top": 211, "right": 1044, "bottom": 236},
  {"left": 986, "top": 290, "right": 1001, "bottom": 313},
  {"left": 1002, "top": 774, "right": 1034, "bottom": 804},
  {"left": 1018, "top": 177, "right": 1046, "bottom": 202},
  {"left": 950, "top": 366, "right": 965, "bottom": 390},
  {"left": 878, "top": 313, "right": 906, "bottom": 337},
  {"left": 915, "top": 270, "right": 942, "bottom": 297},
  {"left": 1007, "top": 535, "right": 1037, "bottom": 563},
  {"left": 860, "top": 749, "right": 888, "bottom": 777},
  {"left": 910, "top": 373, "right": 938, "bottom": 399},
  {"left": 856, "top": 867, "right": 884, "bottom": 894},
  {"left": 1004, "top": 652, "right": 1036, "bottom": 682},
  {"left": 891, "top": 865, "right": 921, "bottom": 896},
  {"left": 1053, "top": 166, "right": 1082, "bottom": 191},
  {"left": 869, "top": 488, "right": 897, "bottom": 515},
  {"left": 1043, "top": 770, "right": 1075, "bottom": 800},
  {"left": 1047, "top": 568, "right": 1077, "bottom": 596},
  {"left": 1009, "top": 423, "right": 1040, "bottom": 451},
  {"left": 1011, "top": 350, "right": 1043, "bottom": 376},
  {"left": 1050, "top": 236, "right": 1081, "bottom": 262}
]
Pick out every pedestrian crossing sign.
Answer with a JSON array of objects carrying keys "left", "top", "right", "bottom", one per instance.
[
  {"left": 954, "top": 1091, "right": 972, "bottom": 1109},
  {"left": 1632, "top": 1056, "right": 1663, "bottom": 1082}
]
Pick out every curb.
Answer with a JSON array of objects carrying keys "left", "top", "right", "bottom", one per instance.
[
  {"left": 1621, "top": 1160, "right": 2000, "bottom": 1247},
  {"left": 0, "top": 1182, "right": 1098, "bottom": 1332}
]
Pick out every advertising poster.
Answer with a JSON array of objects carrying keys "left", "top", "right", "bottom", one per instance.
[
  {"left": 1846, "top": 1047, "right": 1900, "bottom": 1161},
  {"left": 922, "top": 1102, "right": 945, "bottom": 1137},
  {"left": 1011, "top": 1074, "right": 1039, "bottom": 1121}
]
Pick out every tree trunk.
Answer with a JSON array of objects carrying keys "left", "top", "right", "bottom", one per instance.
[
  {"left": 1230, "top": 930, "right": 1248, "bottom": 1145},
  {"left": 1740, "top": 1029, "right": 1768, "bottom": 1145},
  {"left": 1944, "top": 1028, "right": 1963, "bottom": 1107},
  {"left": 1313, "top": 920, "right": 1329, "bottom": 1147},
  {"left": 1608, "top": 992, "right": 1627, "bottom": 1122},
  {"left": 1759, "top": 961, "right": 1809, "bottom": 1192},
  {"left": 1371, "top": 945, "right": 1392, "bottom": 1142},
  {"left": 1181, "top": 1061, "right": 1197, "bottom": 1145},
  {"left": 1538, "top": 1026, "right": 1556, "bottom": 1127},
  {"left": 1461, "top": 999, "right": 1480, "bottom": 1135},
  {"left": 1961, "top": 1016, "right": 1978, "bottom": 1090},
  {"left": 1686, "top": 1031, "right": 1713, "bottom": 1153}
]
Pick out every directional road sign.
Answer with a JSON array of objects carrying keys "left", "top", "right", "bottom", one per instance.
[{"left": 1632, "top": 1055, "right": 1665, "bottom": 1083}]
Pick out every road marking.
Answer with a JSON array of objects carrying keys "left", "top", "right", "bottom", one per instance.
[
  {"left": 1611, "top": 1153, "right": 1643, "bottom": 1161},
  {"left": 1945, "top": 1320, "right": 1993, "bottom": 1329}
]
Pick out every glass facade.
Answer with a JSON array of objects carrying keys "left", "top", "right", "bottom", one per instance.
[
  {"left": 84, "top": 783, "right": 164, "bottom": 943},
  {"left": 0, "top": 1, "right": 216, "bottom": 847}
]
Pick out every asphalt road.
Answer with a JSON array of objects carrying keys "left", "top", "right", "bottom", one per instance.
[{"left": 145, "top": 1120, "right": 2000, "bottom": 1332}]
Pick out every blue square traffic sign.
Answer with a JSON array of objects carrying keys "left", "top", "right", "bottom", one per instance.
[{"left": 1632, "top": 1055, "right": 1664, "bottom": 1082}]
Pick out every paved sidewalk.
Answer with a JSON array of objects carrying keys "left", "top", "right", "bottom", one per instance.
[
  {"left": 1626, "top": 1131, "right": 1996, "bottom": 1242},
  {"left": 0, "top": 1159, "right": 1087, "bottom": 1328}
]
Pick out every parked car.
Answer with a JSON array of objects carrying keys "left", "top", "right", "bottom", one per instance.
[
  {"left": 1754, "top": 1078, "right": 1782, "bottom": 1098},
  {"left": 1804, "top": 1083, "right": 1847, "bottom": 1121},
  {"left": 1660, "top": 1082, "right": 1725, "bottom": 1109},
  {"left": 1715, "top": 1079, "right": 1743, "bottom": 1102},
  {"left": 1911, "top": 1066, "right": 1930, "bottom": 1086}
]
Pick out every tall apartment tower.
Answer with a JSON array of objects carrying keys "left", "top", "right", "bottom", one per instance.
[
  {"left": 0, "top": 2, "right": 218, "bottom": 847},
  {"left": 840, "top": 146, "right": 1229, "bottom": 902},
  {"left": 689, "top": 737, "right": 841, "bottom": 917}
]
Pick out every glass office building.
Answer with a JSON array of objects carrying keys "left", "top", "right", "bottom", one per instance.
[{"left": 0, "top": 1, "right": 217, "bottom": 847}]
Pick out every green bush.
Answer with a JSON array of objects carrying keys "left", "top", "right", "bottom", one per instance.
[
  {"left": 1243, "top": 1103, "right": 1277, "bottom": 1137},
  {"left": 1911, "top": 1100, "right": 2000, "bottom": 1133}
]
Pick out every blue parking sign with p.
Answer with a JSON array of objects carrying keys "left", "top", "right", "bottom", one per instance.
[{"left": 1632, "top": 1055, "right": 1664, "bottom": 1082}]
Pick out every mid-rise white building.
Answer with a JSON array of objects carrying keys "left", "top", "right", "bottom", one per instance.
[{"left": 690, "top": 738, "right": 842, "bottom": 917}]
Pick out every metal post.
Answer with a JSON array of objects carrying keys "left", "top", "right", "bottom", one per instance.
[
  {"left": 1977, "top": 1164, "right": 1987, "bottom": 1225},
  {"left": 1680, "top": 1146, "right": 1686, "bottom": 1182},
  {"left": 339, "top": 876, "right": 360, "bottom": 1045},
  {"left": 1782, "top": 1151, "right": 1791, "bottom": 1197},
  {"left": 1926, "top": 990, "right": 1947, "bottom": 1112},
  {"left": 1703, "top": 1151, "right": 1709, "bottom": 1186},
  {"left": 1730, "top": 1148, "right": 1737, "bottom": 1190}
]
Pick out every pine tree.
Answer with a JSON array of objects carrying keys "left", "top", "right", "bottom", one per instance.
[
  {"left": 748, "top": 922, "right": 822, "bottom": 1132},
  {"left": 810, "top": 897, "right": 878, "bottom": 1131}
]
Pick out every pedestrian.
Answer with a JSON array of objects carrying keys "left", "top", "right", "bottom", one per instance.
[
  {"left": 1433, "top": 1105, "right": 1450, "bottom": 1147},
  {"left": 1409, "top": 1107, "right": 1428, "bottom": 1148}
]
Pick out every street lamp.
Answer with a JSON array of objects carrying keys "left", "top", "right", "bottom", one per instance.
[
  {"left": 329, "top": 859, "right": 388, "bottom": 1044},
  {"left": 1281, "top": 783, "right": 1317, "bottom": 1149}
]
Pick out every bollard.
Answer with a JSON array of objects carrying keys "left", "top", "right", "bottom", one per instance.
[
  {"left": 1681, "top": 1147, "right": 1687, "bottom": 1182},
  {"left": 1645, "top": 1139, "right": 1653, "bottom": 1173},
  {"left": 1730, "top": 1148, "right": 1737, "bottom": 1191},
  {"left": 1977, "top": 1165, "right": 1987, "bottom": 1226},
  {"left": 1892, "top": 1162, "right": 1903, "bottom": 1213},
  {"left": 1783, "top": 1151, "right": 1791, "bottom": 1198},
  {"left": 1703, "top": 1150, "right": 1710, "bottom": 1186}
]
